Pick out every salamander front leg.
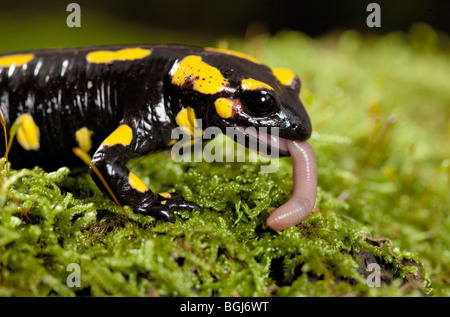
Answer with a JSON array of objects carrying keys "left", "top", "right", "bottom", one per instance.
[{"left": 90, "top": 124, "right": 202, "bottom": 222}]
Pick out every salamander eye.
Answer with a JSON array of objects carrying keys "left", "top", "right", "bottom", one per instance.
[{"left": 241, "top": 90, "right": 277, "bottom": 117}]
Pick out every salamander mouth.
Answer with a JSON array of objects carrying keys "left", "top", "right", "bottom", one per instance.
[{"left": 226, "top": 125, "right": 290, "bottom": 157}]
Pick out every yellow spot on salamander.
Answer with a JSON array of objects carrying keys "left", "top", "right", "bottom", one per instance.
[
  {"left": 128, "top": 172, "right": 148, "bottom": 193},
  {"left": 0, "top": 54, "right": 34, "bottom": 67},
  {"left": 272, "top": 68, "right": 297, "bottom": 87},
  {"left": 175, "top": 107, "right": 203, "bottom": 137},
  {"left": 167, "top": 139, "right": 177, "bottom": 146},
  {"left": 101, "top": 125, "right": 133, "bottom": 147},
  {"left": 86, "top": 48, "right": 152, "bottom": 64},
  {"left": 159, "top": 192, "right": 172, "bottom": 199},
  {"left": 75, "top": 127, "right": 93, "bottom": 153},
  {"left": 161, "top": 200, "right": 167, "bottom": 205},
  {"left": 171, "top": 55, "right": 227, "bottom": 94},
  {"left": 241, "top": 78, "right": 273, "bottom": 91},
  {"left": 175, "top": 107, "right": 204, "bottom": 148},
  {"left": 16, "top": 114, "right": 40, "bottom": 151},
  {"left": 205, "top": 47, "right": 261, "bottom": 64},
  {"left": 214, "top": 98, "right": 234, "bottom": 119}
]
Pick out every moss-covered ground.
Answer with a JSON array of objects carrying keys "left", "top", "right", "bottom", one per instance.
[{"left": 0, "top": 21, "right": 449, "bottom": 296}]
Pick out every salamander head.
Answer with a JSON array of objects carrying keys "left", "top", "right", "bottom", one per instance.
[{"left": 170, "top": 48, "right": 312, "bottom": 156}]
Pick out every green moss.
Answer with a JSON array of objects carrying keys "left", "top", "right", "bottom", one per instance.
[{"left": 1, "top": 24, "right": 449, "bottom": 297}]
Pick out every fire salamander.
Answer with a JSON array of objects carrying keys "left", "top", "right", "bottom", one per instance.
[{"left": 0, "top": 44, "right": 313, "bottom": 227}]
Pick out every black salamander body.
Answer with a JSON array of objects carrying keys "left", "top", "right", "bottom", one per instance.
[{"left": 0, "top": 44, "right": 312, "bottom": 222}]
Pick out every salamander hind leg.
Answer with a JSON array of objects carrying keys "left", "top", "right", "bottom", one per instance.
[{"left": 90, "top": 124, "right": 202, "bottom": 222}]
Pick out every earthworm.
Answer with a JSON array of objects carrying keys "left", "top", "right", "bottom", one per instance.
[{"left": 267, "top": 140, "right": 317, "bottom": 231}]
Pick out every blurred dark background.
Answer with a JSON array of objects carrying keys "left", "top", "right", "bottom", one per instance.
[
  {"left": 1, "top": 0, "right": 449, "bottom": 36},
  {"left": 0, "top": 0, "right": 449, "bottom": 51},
  {"left": 99, "top": 0, "right": 449, "bottom": 36}
]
